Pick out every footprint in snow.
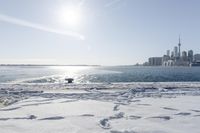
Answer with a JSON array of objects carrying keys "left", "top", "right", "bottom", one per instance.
[
  {"left": 39, "top": 116, "right": 65, "bottom": 120},
  {"left": 148, "top": 116, "right": 171, "bottom": 121},
  {"left": 162, "top": 107, "right": 179, "bottom": 111},
  {"left": 191, "top": 109, "right": 200, "bottom": 113},
  {"left": 109, "top": 112, "right": 125, "bottom": 120},
  {"left": 0, "top": 118, "right": 10, "bottom": 121},
  {"left": 131, "top": 99, "right": 141, "bottom": 102},
  {"left": 0, "top": 115, "right": 37, "bottom": 121},
  {"left": 129, "top": 115, "right": 142, "bottom": 120},
  {"left": 13, "top": 115, "right": 37, "bottom": 120},
  {"left": 99, "top": 118, "right": 111, "bottom": 129},
  {"left": 80, "top": 114, "right": 95, "bottom": 117},
  {"left": 137, "top": 103, "right": 151, "bottom": 106},
  {"left": 175, "top": 112, "right": 191, "bottom": 116},
  {"left": 60, "top": 99, "right": 78, "bottom": 103},
  {"left": 113, "top": 105, "right": 120, "bottom": 111}
]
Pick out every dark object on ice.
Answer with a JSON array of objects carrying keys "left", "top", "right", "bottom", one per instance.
[{"left": 65, "top": 78, "right": 74, "bottom": 83}]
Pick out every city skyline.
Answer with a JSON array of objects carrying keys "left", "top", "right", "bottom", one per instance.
[
  {"left": 146, "top": 36, "right": 200, "bottom": 67},
  {"left": 0, "top": 0, "right": 200, "bottom": 65}
]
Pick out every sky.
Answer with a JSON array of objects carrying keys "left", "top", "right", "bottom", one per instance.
[{"left": 0, "top": 0, "right": 200, "bottom": 65}]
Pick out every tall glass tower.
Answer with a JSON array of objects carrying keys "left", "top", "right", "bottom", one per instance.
[{"left": 178, "top": 36, "right": 181, "bottom": 57}]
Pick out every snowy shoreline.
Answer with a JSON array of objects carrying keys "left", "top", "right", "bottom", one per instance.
[
  {"left": 2, "top": 81, "right": 200, "bottom": 90},
  {"left": 1, "top": 82, "right": 200, "bottom": 106},
  {"left": 0, "top": 82, "right": 200, "bottom": 133}
]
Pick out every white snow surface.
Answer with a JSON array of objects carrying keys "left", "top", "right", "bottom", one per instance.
[{"left": 0, "top": 82, "right": 200, "bottom": 133}]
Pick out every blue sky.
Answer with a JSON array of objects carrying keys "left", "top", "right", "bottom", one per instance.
[{"left": 0, "top": 0, "right": 200, "bottom": 65}]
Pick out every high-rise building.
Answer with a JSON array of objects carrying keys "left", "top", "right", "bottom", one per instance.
[
  {"left": 188, "top": 50, "right": 193, "bottom": 63},
  {"left": 194, "top": 54, "right": 200, "bottom": 63},
  {"left": 174, "top": 46, "right": 178, "bottom": 57},
  {"left": 182, "top": 51, "right": 187, "bottom": 61},
  {"left": 171, "top": 51, "right": 174, "bottom": 58},
  {"left": 178, "top": 36, "right": 181, "bottom": 57},
  {"left": 167, "top": 50, "right": 170, "bottom": 56},
  {"left": 148, "top": 57, "right": 162, "bottom": 66},
  {"left": 162, "top": 55, "right": 170, "bottom": 62}
]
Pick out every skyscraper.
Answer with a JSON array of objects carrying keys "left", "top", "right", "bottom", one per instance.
[
  {"left": 174, "top": 46, "right": 178, "bottom": 57},
  {"left": 194, "top": 54, "right": 200, "bottom": 63},
  {"left": 178, "top": 36, "right": 181, "bottom": 57},
  {"left": 182, "top": 51, "right": 187, "bottom": 61},
  {"left": 148, "top": 57, "right": 162, "bottom": 66},
  {"left": 167, "top": 50, "right": 170, "bottom": 56},
  {"left": 188, "top": 50, "right": 193, "bottom": 63},
  {"left": 171, "top": 51, "right": 174, "bottom": 58}
]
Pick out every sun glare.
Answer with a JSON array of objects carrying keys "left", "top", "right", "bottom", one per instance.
[{"left": 58, "top": 6, "right": 82, "bottom": 27}]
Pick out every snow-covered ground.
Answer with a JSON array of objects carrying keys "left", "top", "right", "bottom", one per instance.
[{"left": 0, "top": 83, "right": 200, "bottom": 133}]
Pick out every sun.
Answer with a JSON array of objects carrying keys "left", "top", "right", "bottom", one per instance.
[{"left": 58, "top": 6, "right": 82, "bottom": 27}]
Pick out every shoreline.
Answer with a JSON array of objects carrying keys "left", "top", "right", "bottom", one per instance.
[
  {"left": 1, "top": 81, "right": 200, "bottom": 90},
  {"left": 1, "top": 82, "right": 200, "bottom": 107}
]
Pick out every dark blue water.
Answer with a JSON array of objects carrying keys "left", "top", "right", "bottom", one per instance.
[
  {"left": 89, "top": 66, "right": 200, "bottom": 82},
  {"left": 0, "top": 66, "right": 200, "bottom": 83}
]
